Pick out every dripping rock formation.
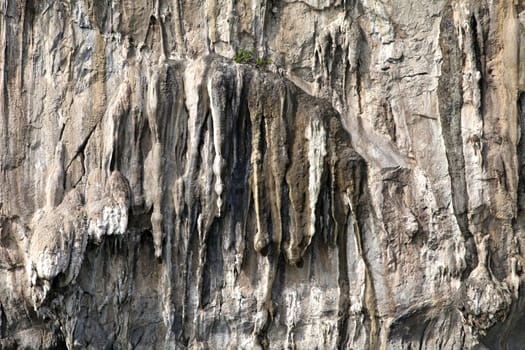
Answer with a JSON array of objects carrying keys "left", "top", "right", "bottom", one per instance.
[{"left": 2, "top": 0, "right": 525, "bottom": 349}]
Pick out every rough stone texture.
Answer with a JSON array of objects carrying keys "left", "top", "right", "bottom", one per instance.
[{"left": 1, "top": 0, "right": 525, "bottom": 349}]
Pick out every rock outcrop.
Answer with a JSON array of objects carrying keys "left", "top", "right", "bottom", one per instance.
[{"left": 1, "top": 0, "right": 525, "bottom": 349}]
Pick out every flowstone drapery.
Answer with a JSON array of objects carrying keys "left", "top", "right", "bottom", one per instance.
[{"left": 2, "top": 1, "right": 525, "bottom": 349}]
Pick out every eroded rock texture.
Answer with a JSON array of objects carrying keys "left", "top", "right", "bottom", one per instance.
[{"left": 1, "top": 0, "right": 525, "bottom": 349}]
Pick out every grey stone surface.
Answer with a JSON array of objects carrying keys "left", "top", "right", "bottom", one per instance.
[{"left": 1, "top": 0, "right": 525, "bottom": 348}]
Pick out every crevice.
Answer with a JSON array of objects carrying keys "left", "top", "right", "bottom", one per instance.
[
  {"left": 58, "top": 121, "right": 66, "bottom": 141},
  {"left": 336, "top": 200, "right": 350, "bottom": 348},
  {"left": 517, "top": 92, "right": 525, "bottom": 213},
  {"left": 355, "top": 174, "right": 380, "bottom": 350},
  {"left": 65, "top": 121, "right": 98, "bottom": 173},
  {"left": 418, "top": 319, "right": 429, "bottom": 350},
  {"left": 0, "top": 302, "right": 6, "bottom": 338},
  {"left": 70, "top": 152, "right": 85, "bottom": 189},
  {"left": 355, "top": 59, "right": 362, "bottom": 115},
  {"left": 469, "top": 14, "right": 486, "bottom": 118},
  {"left": 172, "top": 0, "right": 186, "bottom": 55},
  {"left": 438, "top": 5, "right": 471, "bottom": 242}
]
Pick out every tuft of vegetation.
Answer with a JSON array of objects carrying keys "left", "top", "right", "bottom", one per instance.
[
  {"left": 255, "top": 56, "right": 272, "bottom": 71},
  {"left": 234, "top": 48, "right": 271, "bottom": 71},
  {"left": 233, "top": 48, "right": 255, "bottom": 64}
]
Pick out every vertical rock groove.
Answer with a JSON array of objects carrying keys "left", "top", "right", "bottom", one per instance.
[{"left": 438, "top": 5, "right": 470, "bottom": 240}]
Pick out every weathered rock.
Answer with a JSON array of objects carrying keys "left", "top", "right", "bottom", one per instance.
[{"left": 1, "top": 0, "right": 525, "bottom": 349}]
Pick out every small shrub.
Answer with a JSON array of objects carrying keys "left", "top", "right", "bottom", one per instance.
[
  {"left": 234, "top": 48, "right": 271, "bottom": 71},
  {"left": 234, "top": 49, "right": 255, "bottom": 64},
  {"left": 255, "top": 56, "right": 272, "bottom": 71}
]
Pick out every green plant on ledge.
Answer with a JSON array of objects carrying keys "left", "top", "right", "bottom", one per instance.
[
  {"left": 234, "top": 48, "right": 271, "bottom": 71},
  {"left": 255, "top": 56, "right": 272, "bottom": 71},
  {"left": 234, "top": 48, "right": 255, "bottom": 64}
]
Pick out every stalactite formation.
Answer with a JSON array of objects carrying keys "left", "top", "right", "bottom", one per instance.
[{"left": 2, "top": 0, "right": 525, "bottom": 349}]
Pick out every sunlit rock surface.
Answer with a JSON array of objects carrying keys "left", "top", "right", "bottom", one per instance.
[{"left": 2, "top": 0, "right": 525, "bottom": 349}]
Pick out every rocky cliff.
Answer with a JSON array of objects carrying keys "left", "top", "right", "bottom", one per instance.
[{"left": 1, "top": 0, "right": 525, "bottom": 349}]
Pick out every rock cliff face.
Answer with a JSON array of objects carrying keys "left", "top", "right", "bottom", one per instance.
[{"left": 1, "top": 0, "right": 525, "bottom": 349}]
